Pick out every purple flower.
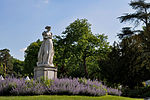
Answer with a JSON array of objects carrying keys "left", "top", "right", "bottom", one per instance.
[{"left": 0, "top": 77, "right": 121, "bottom": 96}]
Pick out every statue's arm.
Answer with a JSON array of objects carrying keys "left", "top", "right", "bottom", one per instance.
[
  {"left": 49, "top": 32, "right": 52, "bottom": 39},
  {"left": 42, "top": 31, "right": 45, "bottom": 35}
]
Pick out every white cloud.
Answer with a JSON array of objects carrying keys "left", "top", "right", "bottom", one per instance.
[
  {"left": 43, "top": 0, "right": 49, "bottom": 4},
  {"left": 19, "top": 48, "right": 27, "bottom": 53},
  {"left": 34, "top": 0, "right": 49, "bottom": 8}
]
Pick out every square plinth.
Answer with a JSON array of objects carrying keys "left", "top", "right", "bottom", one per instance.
[{"left": 34, "top": 66, "right": 57, "bottom": 80}]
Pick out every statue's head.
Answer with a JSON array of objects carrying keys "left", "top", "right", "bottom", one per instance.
[{"left": 45, "top": 26, "right": 51, "bottom": 31}]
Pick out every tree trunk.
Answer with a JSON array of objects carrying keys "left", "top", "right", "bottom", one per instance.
[{"left": 83, "top": 56, "right": 88, "bottom": 78}]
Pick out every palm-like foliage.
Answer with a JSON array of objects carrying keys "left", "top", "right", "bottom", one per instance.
[
  {"left": 118, "top": 0, "right": 150, "bottom": 28},
  {"left": 118, "top": 0, "right": 150, "bottom": 51},
  {"left": 113, "top": 0, "right": 150, "bottom": 88}
]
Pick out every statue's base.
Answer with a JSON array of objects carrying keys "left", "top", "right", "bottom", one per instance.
[{"left": 34, "top": 66, "right": 57, "bottom": 80}]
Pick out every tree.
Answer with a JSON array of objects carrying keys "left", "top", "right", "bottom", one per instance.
[
  {"left": 110, "top": 0, "right": 150, "bottom": 88},
  {"left": 118, "top": 0, "right": 150, "bottom": 54},
  {"left": 24, "top": 39, "right": 42, "bottom": 77},
  {"left": 54, "top": 19, "right": 110, "bottom": 79},
  {"left": 119, "top": 0, "right": 150, "bottom": 29},
  {"left": 0, "top": 49, "right": 13, "bottom": 76},
  {"left": 12, "top": 58, "right": 24, "bottom": 77},
  {"left": 119, "top": 34, "right": 144, "bottom": 88},
  {"left": 0, "top": 48, "right": 25, "bottom": 77},
  {"left": 100, "top": 42, "right": 121, "bottom": 87},
  {"left": 100, "top": 25, "right": 150, "bottom": 88},
  {"left": 23, "top": 19, "right": 110, "bottom": 79}
]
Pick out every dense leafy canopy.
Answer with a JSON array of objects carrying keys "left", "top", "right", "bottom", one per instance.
[
  {"left": 101, "top": 0, "right": 150, "bottom": 89},
  {"left": 0, "top": 49, "right": 13, "bottom": 76},
  {"left": 0, "top": 49, "right": 24, "bottom": 77},
  {"left": 54, "top": 19, "right": 110, "bottom": 79}
]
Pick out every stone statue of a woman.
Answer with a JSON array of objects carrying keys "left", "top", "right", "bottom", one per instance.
[{"left": 37, "top": 26, "right": 54, "bottom": 67}]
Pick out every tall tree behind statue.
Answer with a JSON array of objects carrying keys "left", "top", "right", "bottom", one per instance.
[
  {"left": 24, "top": 40, "right": 42, "bottom": 77},
  {"left": 24, "top": 19, "right": 110, "bottom": 79},
  {"left": 54, "top": 19, "right": 110, "bottom": 79}
]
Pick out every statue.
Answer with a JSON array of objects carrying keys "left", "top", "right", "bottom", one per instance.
[
  {"left": 37, "top": 26, "right": 54, "bottom": 67},
  {"left": 34, "top": 26, "right": 57, "bottom": 80}
]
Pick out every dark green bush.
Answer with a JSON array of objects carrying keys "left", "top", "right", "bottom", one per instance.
[{"left": 122, "top": 86, "right": 150, "bottom": 98}]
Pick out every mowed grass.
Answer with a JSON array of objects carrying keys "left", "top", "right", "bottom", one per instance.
[{"left": 0, "top": 95, "right": 143, "bottom": 100}]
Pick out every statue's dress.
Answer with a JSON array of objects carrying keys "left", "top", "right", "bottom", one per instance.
[{"left": 37, "top": 31, "right": 54, "bottom": 67}]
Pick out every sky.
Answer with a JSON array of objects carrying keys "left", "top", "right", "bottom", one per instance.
[{"left": 0, "top": 0, "right": 134, "bottom": 60}]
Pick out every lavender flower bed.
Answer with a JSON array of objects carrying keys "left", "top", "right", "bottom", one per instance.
[
  {"left": 107, "top": 87, "right": 122, "bottom": 96},
  {"left": 0, "top": 77, "right": 45, "bottom": 95},
  {"left": 0, "top": 77, "right": 121, "bottom": 96},
  {"left": 46, "top": 78, "right": 107, "bottom": 96}
]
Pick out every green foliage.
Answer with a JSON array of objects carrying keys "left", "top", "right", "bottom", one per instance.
[
  {"left": 78, "top": 78, "right": 87, "bottom": 84},
  {"left": 100, "top": 0, "right": 150, "bottom": 89},
  {"left": 43, "top": 79, "right": 53, "bottom": 87},
  {"left": 24, "top": 39, "right": 42, "bottom": 77},
  {"left": 12, "top": 58, "right": 24, "bottom": 77},
  {"left": 0, "top": 48, "right": 24, "bottom": 77},
  {"left": 100, "top": 43, "right": 121, "bottom": 87},
  {"left": 25, "top": 79, "right": 36, "bottom": 88},
  {"left": 101, "top": 29, "right": 150, "bottom": 88},
  {"left": 118, "top": 0, "right": 150, "bottom": 88},
  {"left": 122, "top": 86, "right": 150, "bottom": 98},
  {"left": 0, "top": 49, "right": 13, "bottom": 76},
  {"left": 118, "top": 0, "right": 150, "bottom": 27},
  {"left": 22, "top": 19, "right": 110, "bottom": 80},
  {"left": 54, "top": 19, "right": 110, "bottom": 79},
  {"left": 39, "top": 77, "right": 53, "bottom": 87}
]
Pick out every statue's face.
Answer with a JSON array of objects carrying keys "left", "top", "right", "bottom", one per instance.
[
  {"left": 45, "top": 26, "right": 51, "bottom": 31},
  {"left": 47, "top": 28, "right": 51, "bottom": 31}
]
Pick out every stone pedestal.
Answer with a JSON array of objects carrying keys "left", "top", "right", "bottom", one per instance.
[{"left": 34, "top": 66, "right": 57, "bottom": 80}]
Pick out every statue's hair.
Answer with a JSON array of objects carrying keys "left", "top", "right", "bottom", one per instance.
[{"left": 45, "top": 26, "right": 51, "bottom": 29}]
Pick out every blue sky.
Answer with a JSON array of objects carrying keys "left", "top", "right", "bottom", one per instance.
[{"left": 0, "top": 0, "right": 133, "bottom": 60}]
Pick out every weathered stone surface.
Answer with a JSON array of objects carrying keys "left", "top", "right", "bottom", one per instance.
[
  {"left": 34, "top": 66, "right": 57, "bottom": 80},
  {"left": 34, "top": 26, "right": 57, "bottom": 80},
  {"left": 37, "top": 26, "right": 54, "bottom": 67}
]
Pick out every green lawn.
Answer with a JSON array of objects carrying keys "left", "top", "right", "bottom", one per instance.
[{"left": 0, "top": 95, "right": 143, "bottom": 100}]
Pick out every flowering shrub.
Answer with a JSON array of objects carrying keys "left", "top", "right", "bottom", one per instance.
[
  {"left": 0, "top": 78, "right": 45, "bottom": 95},
  {"left": 0, "top": 77, "right": 121, "bottom": 96},
  {"left": 46, "top": 78, "right": 107, "bottom": 96},
  {"left": 11, "top": 79, "right": 45, "bottom": 95},
  {"left": 107, "top": 87, "right": 122, "bottom": 96},
  {"left": 0, "top": 78, "right": 18, "bottom": 95}
]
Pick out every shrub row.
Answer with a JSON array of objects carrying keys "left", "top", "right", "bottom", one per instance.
[
  {"left": 122, "top": 86, "right": 150, "bottom": 98},
  {"left": 0, "top": 77, "right": 121, "bottom": 96}
]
